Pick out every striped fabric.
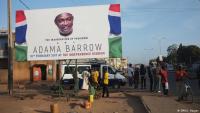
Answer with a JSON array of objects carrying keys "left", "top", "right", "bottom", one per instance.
[
  {"left": 108, "top": 4, "right": 121, "bottom": 35},
  {"left": 15, "top": 10, "right": 27, "bottom": 61},
  {"left": 16, "top": 10, "right": 27, "bottom": 44},
  {"left": 108, "top": 4, "right": 122, "bottom": 58}
]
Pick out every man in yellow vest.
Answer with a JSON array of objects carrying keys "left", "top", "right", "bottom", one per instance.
[{"left": 102, "top": 70, "right": 109, "bottom": 97}]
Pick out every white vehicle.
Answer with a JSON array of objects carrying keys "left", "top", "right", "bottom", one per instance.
[
  {"left": 61, "top": 64, "right": 127, "bottom": 88},
  {"left": 61, "top": 65, "right": 91, "bottom": 86},
  {"left": 61, "top": 65, "right": 91, "bottom": 79},
  {"left": 100, "top": 65, "right": 127, "bottom": 88}
]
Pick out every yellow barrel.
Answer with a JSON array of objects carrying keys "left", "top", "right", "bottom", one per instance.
[
  {"left": 89, "top": 95, "right": 94, "bottom": 103},
  {"left": 50, "top": 103, "right": 60, "bottom": 113}
]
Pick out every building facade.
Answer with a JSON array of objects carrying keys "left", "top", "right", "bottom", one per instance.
[
  {"left": 0, "top": 30, "right": 58, "bottom": 83},
  {"left": 0, "top": 30, "right": 8, "bottom": 83}
]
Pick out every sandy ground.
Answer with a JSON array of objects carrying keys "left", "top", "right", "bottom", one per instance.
[
  {"left": 0, "top": 91, "right": 146, "bottom": 113},
  {"left": 0, "top": 82, "right": 200, "bottom": 113}
]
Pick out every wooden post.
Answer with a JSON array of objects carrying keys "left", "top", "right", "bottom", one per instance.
[
  {"left": 7, "top": 0, "right": 13, "bottom": 96},
  {"left": 53, "top": 60, "right": 57, "bottom": 81}
]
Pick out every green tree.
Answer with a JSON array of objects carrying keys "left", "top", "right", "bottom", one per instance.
[
  {"left": 177, "top": 44, "right": 200, "bottom": 64},
  {"left": 167, "top": 44, "right": 178, "bottom": 64},
  {"left": 183, "top": 45, "right": 200, "bottom": 64},
  {"left": 177, "top": 43, "right": 184, "bottom": 63}
]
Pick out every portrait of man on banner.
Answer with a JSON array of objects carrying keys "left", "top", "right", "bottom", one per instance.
[{"left": 54, "top": 12, "right": 74, "bottom": 36}]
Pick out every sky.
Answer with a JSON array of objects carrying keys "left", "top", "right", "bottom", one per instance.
[{"left": 1, "top": 0, "right": 200, "bottom": 65}]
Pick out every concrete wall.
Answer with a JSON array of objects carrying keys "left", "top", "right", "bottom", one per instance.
[
  {"left": 1, "top": 60, "right": 58, "bottom": 83},
  {"left": 13, "top": 61, "right": 30, "bottom": 83},
  {"left": 0, "top": 69, "right": 8, "bottom": 83}
]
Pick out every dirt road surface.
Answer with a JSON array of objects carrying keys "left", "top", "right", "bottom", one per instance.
[
  {"left": 0, "top": 82, "right": 199, "bottom": 113},
  {"left": 0, "top": 91, "right": 148, "bottom": 113}
]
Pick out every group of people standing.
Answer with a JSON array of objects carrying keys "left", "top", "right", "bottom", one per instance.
[
  {"left": 127, "top": 61, "right": 190, "bottom": 100},
  {"left": 149, "top": 62, "right": 169, "bottom": 95},
  {"left": 127, "top": 63, "right": 148, "bottom": 90},
  {"left": 80, "top": 61, "right": 191, "bottom": 100},
  {"left": 127, "top": 62, "right": 169, "bottom": 96},
  {"left": 81, "top": 67, "right": 109, "bottom": 98},
  {"left": 127, "top": 64, "right": 147, "bottom": 89}
]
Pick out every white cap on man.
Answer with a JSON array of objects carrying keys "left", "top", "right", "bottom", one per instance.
[{"left": 159, "top": 55, "right": 163, "bottom": 61}]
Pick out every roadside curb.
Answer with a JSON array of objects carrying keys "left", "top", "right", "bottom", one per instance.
[{"left": 141, "top": 96, "right": 152, "bottom": 113}]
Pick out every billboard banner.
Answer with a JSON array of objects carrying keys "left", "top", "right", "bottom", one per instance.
[{"left": 16, "top": 4, "right": 121, "bottom": 60}]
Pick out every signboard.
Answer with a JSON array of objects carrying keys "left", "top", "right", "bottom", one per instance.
[{"left": 16, "top": 4, "right": 117, "bottom": 60}]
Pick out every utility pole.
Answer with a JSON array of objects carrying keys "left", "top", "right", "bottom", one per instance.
[
  {"left": 158, "top": 37, "right": 166, "bottom": 55},
  {"left": 153, "top": 37, "right": 166, "bottom": 56},
  {"left": 7, "top": 0, "right": 13, "bottom": 96}
]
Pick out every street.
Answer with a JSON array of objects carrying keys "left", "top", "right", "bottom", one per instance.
[{"left": 0, "top": 78, "right": 200, "bottom": 113}]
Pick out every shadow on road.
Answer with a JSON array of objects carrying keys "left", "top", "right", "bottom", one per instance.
[
  {"left": 69, "top": 102, "right": 83, "bottom": 109},
  {"left": 34, "top": 110, "right": 50, "bottom": 113}
]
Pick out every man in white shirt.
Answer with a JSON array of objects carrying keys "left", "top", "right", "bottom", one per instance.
[{"left": 81, "top": 68, "right": 90, "bottom": 90}]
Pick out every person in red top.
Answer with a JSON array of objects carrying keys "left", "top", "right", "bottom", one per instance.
[
  {"left": 159, "top": 65, "right": 169, "bottom": 95},
  {"left": 176, "top": 66, "right": 187, "bottom": 81},
  {"left": 175, "top": 65, "right": 188, "bottom": 101}
]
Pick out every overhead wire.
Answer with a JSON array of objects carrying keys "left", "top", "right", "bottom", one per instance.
[
  {"left": 121, "top": 7, "right": 200, "bottom": 16},
  {"left": 18, "top": 0, "right": 30, "bottom": 9}
]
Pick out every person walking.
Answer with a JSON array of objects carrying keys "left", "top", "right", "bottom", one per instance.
[
  {"left": 127, "top": 64, "right": 134, "bottom": 87},
  {"left": 102, "top": 70, "right": 109, "bottom": 97},
  {"left": 140, "top": 64, "right": 146, "bottom": 89},
  {"left": 159, "top": 65, "right": 169, "bottom": 95},
  {"left": 175, "top": 65, "right": 188, "bottom": 101}
]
